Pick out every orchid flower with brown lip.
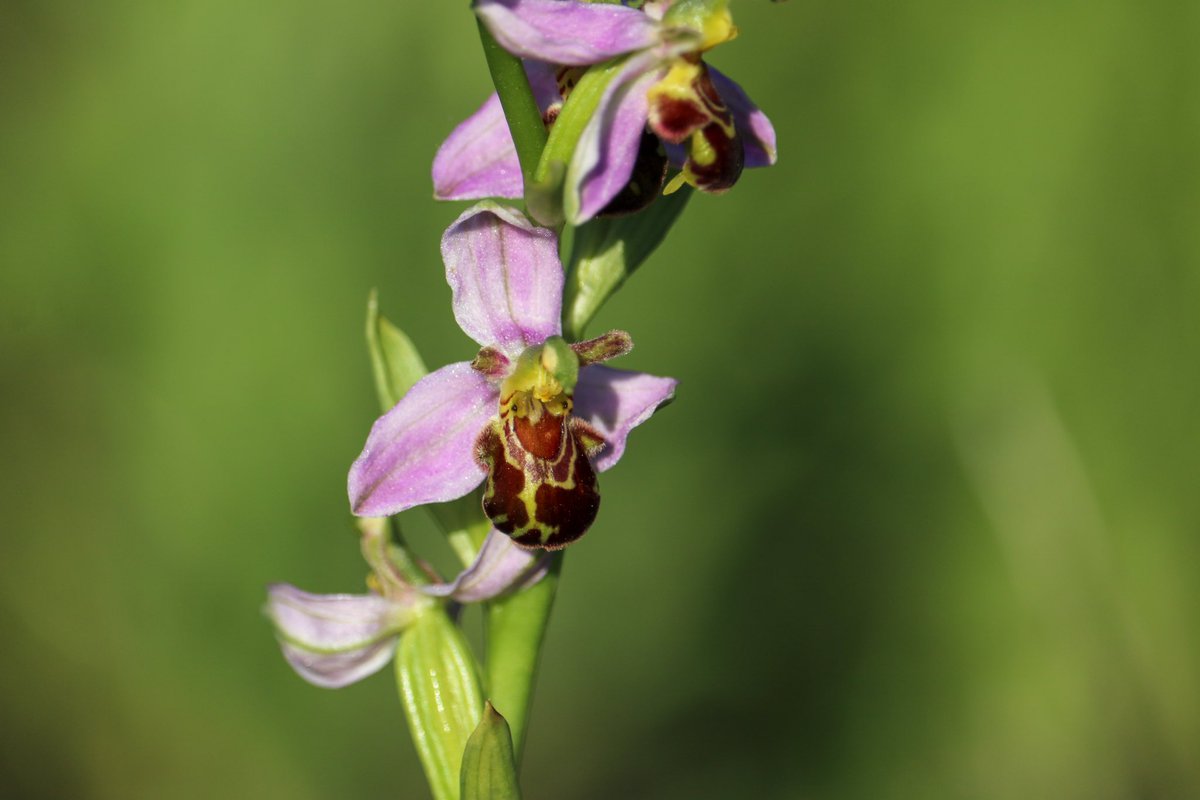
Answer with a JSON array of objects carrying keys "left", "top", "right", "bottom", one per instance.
[
  {"left": 347, "top": 202, "right": 676, "bottom": 548},
  {"left": 433, "top": 0, "right": 776, "bottom": 224}
]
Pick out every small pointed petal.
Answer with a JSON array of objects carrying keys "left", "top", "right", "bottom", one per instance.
[
  {"left": 708, "top": 65, "right": 777, "bottom": 168},
  {"left": 434, "top": 94, "right": 524, "bottom": 201},
  {"left": 349, "top": 362, "right": 496, "bottom": 517},
  {"left": 571, "top": 330, "right": 633, "bottom": 365},
  {"left": 475, "top": 0, "right": 660, "bottom": 66},
  {"left": 421, "top": 529, "right": 550, "bottom": 603},
  {"left": 443, "top": 202, "right": 564, "bottom": 353},
  {"left": 471, "top": 346, "right": 513, "bottom": 379},
  {"left": 267, "top": 584, "right": 411, "bottom": 689},
  {"left": 573, "top": 365, "right": 676, "bottom": 472},
  {"left": 567, "top": 56, "right": 665, "bottom": 224}
]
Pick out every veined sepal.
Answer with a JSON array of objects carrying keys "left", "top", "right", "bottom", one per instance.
[{"left": 265, "top": 582, "right": 426, "bottom": 690}]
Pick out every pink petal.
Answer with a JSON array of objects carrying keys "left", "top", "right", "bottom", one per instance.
[
  {"left": 268, "top": 584, "right": 402, "bottom": 649},
  {"left": 708, "top": 65, "right": 777, "bottom": 169},
  {"left": 267, "top": 584, "right": 409, "bottom": 689},
  {"left": 432, "top": 61, "right": 561, "bottom": 203},
  {"left": 433, "top": 93, "right": 524, "bottom": 201},
  {"left": 573, "top": 365, "right": 677, "bottom": 472},
  {"left": 442, "top": 202, "right": 564, "bottom": 353},
  {"left": 349, "top": 362, "right": 496, "bottom": 517},
  {"left": 420, "top": 528, "right": 550, "bottom": 603},
  {"left": 280, "top": 639, "right": 398, "bottom": 689},
  {"left": 475, "top": 0, "right": 660, "bottom": 66},
  {"left": 566, "top": 55, "right": 666, "bottom": 225},
  {"left": 524, "top": 58, "right": 565, "bottom": 111}
]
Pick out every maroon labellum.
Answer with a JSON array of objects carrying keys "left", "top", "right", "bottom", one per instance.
[{"left": 476, "top": 395, "right": 605, "bottom": 550}]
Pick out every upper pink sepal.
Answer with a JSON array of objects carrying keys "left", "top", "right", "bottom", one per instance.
[
  {"left": 433, "top": 93, "right": 524, "bottom": 201},
  {"left": 475, "top": 0, "right": 660, "bottom": 66},
  {"left": 442, "top": 202, "right": 564, "bottom": 353}
]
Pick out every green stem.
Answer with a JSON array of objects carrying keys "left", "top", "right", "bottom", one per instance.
[
  {"left": 476, "top": 19, "right": 547, "bottom": 193},
  {"left": 475, "top": 14, "right": 562, "bottom": 765},
  {"left": 483, "top": 554, "right": 563, "bottom": 761}
]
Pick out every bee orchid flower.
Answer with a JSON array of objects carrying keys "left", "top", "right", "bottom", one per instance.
[
  {"left": 347, "top": 201, "right": 676, "bottom": 549},
  {"left": 433, "top": 0, "right": 776, "bottom": 224},
  {"left": 267, "top": 519, "right": 549, "bottom": 688}
]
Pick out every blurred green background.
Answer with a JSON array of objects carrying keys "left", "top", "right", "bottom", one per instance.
[{"left": 2, "top": 0, "right": 1198, "bottom": 797}]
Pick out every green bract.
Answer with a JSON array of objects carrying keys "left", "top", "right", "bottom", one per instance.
[
  {"left": 460, "top": 703, "right": 523, "bottom": 800},
  {"left": 367, "top": 289, "right": 428, "bottom": 411}
]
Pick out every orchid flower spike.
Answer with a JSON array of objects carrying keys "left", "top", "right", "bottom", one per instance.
[
  {"left": 348, "top": 202, "right": 676, "bottom": 549},
  {"left": 433, "top": 0, "right": 777, "bottom": 225},
  {"left": 267, "top": 518, "right": 549, "bottom": 688}
]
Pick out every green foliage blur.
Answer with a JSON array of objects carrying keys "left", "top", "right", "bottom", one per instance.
[{"left": 2, "top": 0, "right": 1197, "bottom": 797}]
